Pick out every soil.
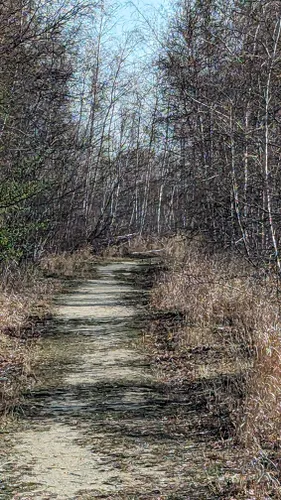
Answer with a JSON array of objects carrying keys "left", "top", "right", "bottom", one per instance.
[{"left": 0, "top": 261, "right": 242, "bottom": 499}]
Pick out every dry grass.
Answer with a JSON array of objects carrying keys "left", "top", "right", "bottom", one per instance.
[
  {"left": 0, "top": 333, "right": 35, "bottom": 418},
  {"left": 40, "top": 244, "right": 98, "bottom": 277},
  {"left": 146, "top": 237, "right": 281, "bottom": 498},
  {"left": 101, "top": 233, "right": 191, "bottom": 259},
  {"left": 0, "top": 265, "right": 59, "bottom": 421}
]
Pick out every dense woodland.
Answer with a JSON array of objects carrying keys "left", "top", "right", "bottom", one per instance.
[
  {"left": 3, "top": 3, "right": 281, "bottom": 496},
  {"left": 2, "top": 0, "right": 281, "bottom": 269}
]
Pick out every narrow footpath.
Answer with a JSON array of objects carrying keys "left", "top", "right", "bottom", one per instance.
[{"left": 0, "top": 261, "right": 237, "bottom": 499}]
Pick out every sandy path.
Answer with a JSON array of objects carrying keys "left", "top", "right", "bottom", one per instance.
[
  {"left": 1, "top": 261, "right": 176, "bottom": 499},
  {"left": 0, "top": 260, "right": 238, "bottom": 500}
]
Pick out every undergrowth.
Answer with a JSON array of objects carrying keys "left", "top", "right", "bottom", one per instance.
[
  {"left": 101, "top": 233, "right": 188, "bottom": 259},
  {"left": 40, "top": 244, "right": 99, "bottom": 277},
  {"left": 144, "top": 235, "right": 281, "bottom": 499},
  {"left": 0, "top": 264, "right": 59, "bottom": 420},
  {"left": 2, "top": 234, "right": 281, "bottom": 498}
]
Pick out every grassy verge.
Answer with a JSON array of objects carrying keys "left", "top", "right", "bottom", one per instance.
[
  {"left": 143, "top": 236, "right": 281, "bottom": 498},
  {"left": 0, "top": 246, "right": 98, "bottom": 423}
]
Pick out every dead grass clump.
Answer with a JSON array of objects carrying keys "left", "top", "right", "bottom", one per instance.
[
  {"left": 127, "top": 234, "right": 170, "bottom": 253},
  {"left": 150, "top": 250, "right": 262, "bottom": 351},
  {"left": 239, "top": 321, "right": 281, "bottom": 448},
  {"left": 0, "top": 333, "right": 35, "bottom": 416},
  {"left": 0, "top": 263, "right": 60, "bottom": 422},
  {"left": 40, "top": 245, "right": 97, "bottom": 277},
  {"left": 101, "top": 233, "right": 193, "bottom": 260}
]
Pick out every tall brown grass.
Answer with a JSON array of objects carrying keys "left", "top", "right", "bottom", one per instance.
[
  {"left": 149, "top": 237, "right": 281, "bottom": 497},
  {"left": 0, "top": 263, "right": 60, "bottom": 420},
  {"left": 40, "top": 244, "right": 97, "bottom": 277},
  {"left": 101, "top": 233, "right": 191, "bottom": 259}
]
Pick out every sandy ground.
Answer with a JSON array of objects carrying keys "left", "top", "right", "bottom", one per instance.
[
  {"left": 1, "top": 262, "right": 174, "bottom": 499},
  {"left": 0, "top": 260, "right": 243, "bottom": 500}
]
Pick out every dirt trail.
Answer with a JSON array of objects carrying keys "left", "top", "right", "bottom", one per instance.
[
  {"left": 0, "top": 261, "right": 237, "bottom": 500},
  {"left": 0, "top": 262, "right": 176, "bottom": 499}
]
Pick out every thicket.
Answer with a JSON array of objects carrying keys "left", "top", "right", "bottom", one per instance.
[
  {"left": 0, "top": 1, "right": 83, "bottom": 267},
  {"left": 2, "top": 1, "right": 281, "bottom": 493},
  {"left": 3, "top": 1, "right": 281, "bottom": 270},
  {"left": 154, "top": 0, "right": 281, "bottom": 268}
]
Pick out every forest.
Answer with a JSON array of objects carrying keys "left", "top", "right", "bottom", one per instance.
[
  {"left": 2, "top": 0, "right": 281, "bottom": 498},
  {"left": 1, "top": 0, "right": 281, "bottom": 268}
]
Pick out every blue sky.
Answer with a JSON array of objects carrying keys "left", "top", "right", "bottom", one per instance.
[
  {"left": 118, "top": 0, "right": 170, "bottom": 31},
  {"left": 111, "top": 0, "right": 171, "bottom": 60},
  {"left": 118, "top": 0, "right": 170, "bottom": 22}
]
